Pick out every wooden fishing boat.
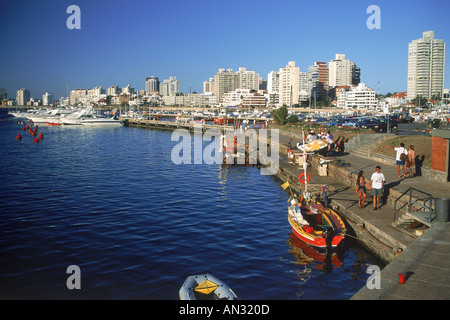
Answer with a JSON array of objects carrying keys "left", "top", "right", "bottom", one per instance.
[
  {"left": 179, "top": 274, "right": 239, "bottom": 300},
  {"left": 288, "top": 198, "right": 346, "bottom": 249},
  {"left": 285, "top": 127, "right": 346, "bottom": 249}
]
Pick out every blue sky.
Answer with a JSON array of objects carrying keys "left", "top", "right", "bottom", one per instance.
[{"left": 0, "top": 0, "right": 449, "bottom": 100}]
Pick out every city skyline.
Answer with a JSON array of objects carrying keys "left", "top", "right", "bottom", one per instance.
[{"left": 1, "top": 0, "right": 449, "bottom": 100}]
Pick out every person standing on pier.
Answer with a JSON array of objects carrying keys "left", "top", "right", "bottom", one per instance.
[
  {"left": 393, "top": 143, "right": 408, "bottom": 179},
  {"left": 355, "top": 171, "right": 367, "bottom": 209},
  {"left": 407, "top": 145, "right": 415, "bottom": 177},
  {"left": 369, "top": 166, "right": 385, "bottom": 211}
]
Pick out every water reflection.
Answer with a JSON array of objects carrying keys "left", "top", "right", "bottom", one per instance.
[{"left": 287, "top": 232, "right": 344, "bottom": 273}]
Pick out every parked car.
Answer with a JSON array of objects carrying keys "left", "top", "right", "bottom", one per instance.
[{"left": 355, "top": 118, "right": 398, "bottom": 132}]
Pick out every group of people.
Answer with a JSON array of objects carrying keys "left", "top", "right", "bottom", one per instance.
[
  {"left": 303, "top": 129, "right": 347, "bottom": 155},
  {"left": 355, "top": 166, "right": 385, "bottom": 211},
  {"left": 393, "top": 143, "right": 416, "bottom": 179},
  {"left": 355, "top": 142, "right": 416, "bottom": 211}
]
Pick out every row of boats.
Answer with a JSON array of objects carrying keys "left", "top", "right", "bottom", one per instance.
[{"left": 9, "top": 107, "right": 123, "bottom": 126}]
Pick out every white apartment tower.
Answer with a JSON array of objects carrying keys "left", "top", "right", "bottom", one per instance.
[
  {"left": 278, "top": 61, "right": 300, "bottom": 107},
  {"left": 146, "top": 76, "right": 160, "bottom": 95},
  {"left": 237, "top": 67, "right": 261, "bottom": 91},
  {"left": 328, "top": 54, "right": 358, "bottom": 88},
  {"left": 160, "top": 76, "right": 179, "bottom": 96},
  {"left": 16, "top": 88, "right": 30, "bottom": 106},
  {"left": 213, "top": 68, "right": 239, "bottom": 103},
  {"left": 407, "top": 31, "right": 446, "bottom": 100},
  {"left": 203, "top": 78, "right": 214, "bottom": 94},
  {"left": 267, "top": 71, "right": 280, "bottom": 94},
  {"left": 42, "top": 92, "right": 53, "bottom": 106},
  {"left": 107, "top": 85, "right": 121, "bottom": 96}
]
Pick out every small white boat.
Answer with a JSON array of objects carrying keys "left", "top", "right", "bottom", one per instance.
[
  {"left": 60, "top": 106, "right": 123, "bottom": 126},
  {"left": 179, "top": 274, "right": 239, "bottom": 300},
  {"left": 81, "top": 116, "right": 123, "bottom": 126}
]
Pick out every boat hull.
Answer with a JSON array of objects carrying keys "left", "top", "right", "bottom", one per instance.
[
  {"left": 288, "top": 202, "right": 346, "bottom": 249},
  {"left": 81, "top": 121, "right": 123, "bottom": 126},
  {"left": 290, "top": 222, "right": 344, "bottom": 248}
]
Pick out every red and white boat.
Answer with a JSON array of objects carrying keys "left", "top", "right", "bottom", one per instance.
[
  {"left": 288, "top": 200, "right": 346, "bottom": 248},
  {"left": 286, "top": 128, "right": 346, "bottom": 249}
]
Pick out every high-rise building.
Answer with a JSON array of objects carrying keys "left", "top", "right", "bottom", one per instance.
[
  {"left": 267, "top": 71, "right": 280, "bottom": 94},
  {"left": 203, "top": 78, "right": 214, "bottom": 94},
  {"left": 160, "top": 76, "right": 179, "bottom": 96},
  {"left": 308, "top": 62, "right": 328, "bottom": 101},
  {"left": 146, "top": 76, "right": 160, "bottom": 95},
  {"left": 16, "top": 88, "right": 30, "bottom": 106},
  {"left": 237, "top": 67, "right": 261, "bottom": 91},
  {"left": 278, "top": 61, "right": 300, "bottom": 107},
  {"left": 214, "top": 68, "right": 239, "bottom": 103},
  {"left": 299, "top": 72, "right": 311, "bottom": 102},
  {"left": 42, "top": 92, "right": 53, "bottom": 106},
  {"left": 328, "top": 54, "right": 359, "bottom": 88},
  {"left": 352, "top": 65, "right": 361, "bottom": 86},
  {"left": 107, "top": 85, "right": 121, "bottom": 96},
  {"left": 407, "top": 31, "right": 446, "bottom": 100},
  {"left": 122, "top": 84, "right": 136, "bottom": 95},
  {"left": 70, "top": 89, "right": 86, "bottom": 105},
  {"left": 0, "top": 88, "right": 6, "bottom": 101}
]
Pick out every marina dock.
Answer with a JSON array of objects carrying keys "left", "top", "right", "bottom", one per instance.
[
  {"left": 123, "top": 118, "right": 232, "bottom": 133},
  {"left": 275, "top": 131, "right": 450, "bottom": 300}
]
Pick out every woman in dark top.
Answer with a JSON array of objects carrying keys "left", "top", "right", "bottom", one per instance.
[{"left": 356, "top": 170, "right": 367, "bottom": 209}]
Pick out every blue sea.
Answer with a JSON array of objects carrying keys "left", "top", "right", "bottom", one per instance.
[{"left": 0, "top": 117, "right": 383, "bottom": 300}]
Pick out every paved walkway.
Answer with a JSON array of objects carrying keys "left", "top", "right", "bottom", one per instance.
[{"left": 275, "top": 130, "right": 450, "bottom": 300}]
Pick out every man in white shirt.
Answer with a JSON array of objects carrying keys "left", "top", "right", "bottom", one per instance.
[
  {"left": 394, "top": 143, "right": 408, "bottom": 179},
  {"left": 369, "top": 166, "right": 385, "bottom": 211},
  {"left": 307, "top": 131, "right": 317, "bottom": 142}
]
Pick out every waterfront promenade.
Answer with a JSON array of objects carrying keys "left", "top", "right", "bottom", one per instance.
[{"left": 276, "top": 131, "right": 450, "bottom": 300}]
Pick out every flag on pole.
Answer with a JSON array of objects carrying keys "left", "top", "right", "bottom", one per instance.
[{"left": 281, "top": 181, "right": 290, "bottom": 190}]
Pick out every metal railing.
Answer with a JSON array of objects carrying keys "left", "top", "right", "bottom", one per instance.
[{"left": 393, "top": 187, "right": 434, "bottom": 224}]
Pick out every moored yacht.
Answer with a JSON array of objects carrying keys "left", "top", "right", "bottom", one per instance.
[{"left": 80, "top": 115, "right": 124, "bottom": 126}]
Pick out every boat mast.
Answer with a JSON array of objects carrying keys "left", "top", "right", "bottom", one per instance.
[{"left": 302, "top": 127, "right": 308, "bottom": 197}]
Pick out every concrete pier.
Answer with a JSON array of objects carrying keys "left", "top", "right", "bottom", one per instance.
[{"left": 275, "top": 130, "right": 450, "bottom": 300}]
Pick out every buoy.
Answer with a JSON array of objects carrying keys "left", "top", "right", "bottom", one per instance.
[
  {"left": 38, "top": 132, "right": 43, "bottom": 139},
  {"left": 17, "top": 134, "right": 22, "bottom": 140},
  {"left": 22, "top": 127, "right": 26, "bottom": 131},
  {"left": 34, "top": 138, "right": 40, "bottom": 143},
  {"left": 298, "top": 172, "right": 311, "bottom": 184}
]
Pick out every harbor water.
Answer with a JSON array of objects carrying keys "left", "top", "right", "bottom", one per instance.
[{"left": 0, "top": 118, "right": 383, "bottom": 299}]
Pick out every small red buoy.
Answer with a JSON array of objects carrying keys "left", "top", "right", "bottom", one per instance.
[
  {"left": 22, "top": 127, "right": 26, "bottom": 131},
  {"left": 38, "top": 132, "right": 43, "bottom": 139},
  {"left": 34, "top": 138, "right": 40, "bottom": 143},
  {"left": 17, "top": 134, "right": 22, "bottom": 140}
]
